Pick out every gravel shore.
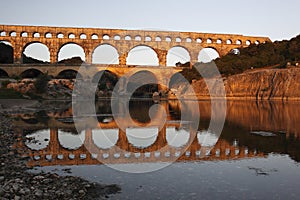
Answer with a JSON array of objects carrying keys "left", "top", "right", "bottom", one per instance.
[{"left": 0, "top": 112, "right": 121, "bottom": 200}]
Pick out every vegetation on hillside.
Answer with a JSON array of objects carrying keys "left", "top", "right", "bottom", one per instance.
[{"left": 180, "top": 34, "right": 300, "bottom": 82}]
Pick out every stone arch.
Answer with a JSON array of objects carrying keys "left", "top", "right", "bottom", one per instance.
[
  {"left": 145, "top": 36, "right": 152, "bottom": 42},
  {"left": 226, "top": 39, "right": 232, "bottom": 44},
  {"left": 236, "top": 39, "right": 242, "bottom": 45},
  {"left": 92, "top": 70, "right": 119, "bottom": 96},
  {"left": 166, "top": 46, "right": 191, "bottom": 66},
  {"left": 57, "top": 33, "right": 64, "bottom": 38},
  {"left": 45, "top": 32, "right": 52, "bottom": 38},
  {"left": 0, "top": 69, "right": 9, "bottom": 78},
  {"left": 102, "top": 34, "right": 110, "bottom": 40},
  {"left": 114, "top": 35, "right": 121, "bottom": 40},
  {"left": 186, "top": 37, "right": 192, "bottom": 43},
  {"left": 206, "top": 38, "right": 212, "bottom": 44},
  {"left": 169, "top": 72, "right": 186, "bottom": 88},
  {"left": 196, "top": 38, "right": 202, "bottom": 43},
  {"left": 58, "top": 42, "right": 85, "bottom": 62},
  {"left": 20, "top": 68, "right": 43, "bottom": 78},
  {"left": 92, "top": 44, "right": 119, "bottom": 64},
  {"left": 22, "top": 42, "right": 50, "bottom": 63},
  {"left": 125, "top": 35, "right": 131, "bottom": 40},
  {"left": 135, "top": 35, "right": 142, "bottom": 41},
  {"left": 198, "top": 47, "right": 220, "bottom": 63},
  {"left": 216, "top": 39, "right": 222, "bottom": 44},
  {"left": 92, "top": 70, "right": 119, "bottom": 83},
  {"left": 9, "top": 31, "right": 16, "bottom": 37},
  {"left": 56, "top": 69, "right": 82, "bottom": 79},
  {"left": 80, "top": 33, "right": 87, "bottom": 39},
  {"left": 230, "top": 48, "right": 240, "bottom": 55},
  {"left": 33, "top": 32, "right": 40, "bottom": 38},
  {"left": 91, "top": 34, "right": 98, "bottom": 40},
  {"left": 127, "top": 70, "right": 158, "bottom": 97},
  {"left": 126, "top": 45, "right": 159, "bottom": 66},
  {"left": 155, "top": 36, "right": 162, "bottom": 42},
  {"left": 0, "top": 41, "right": 13, "bottom": 64},
  {"left": 68, "top": 33, "right": 75, "bottom": 39},
  {"left": 0, "top": 31, "right": 6, "bottom": 37},
  {"left": 21, "top": 32, "right": 28, "bottom": 37}
]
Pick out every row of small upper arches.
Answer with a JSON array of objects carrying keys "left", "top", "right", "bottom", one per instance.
[{"left": 0, "top": 30, "right": 261, "bottom": 46}]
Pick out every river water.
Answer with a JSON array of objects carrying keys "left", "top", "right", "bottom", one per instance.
[{"left": 11, "top": 100, "right": 300, "bottom": 199}]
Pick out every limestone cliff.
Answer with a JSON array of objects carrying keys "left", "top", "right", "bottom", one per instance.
[{"left": 189, "top": 68, "right": 300, "bottom": 100}]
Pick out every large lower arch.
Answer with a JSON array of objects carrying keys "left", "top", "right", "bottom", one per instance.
[
  {"left": 126, "top": 70, "right": 158, "bottom": 97},
  {"left": 92, "top": 70, "right": 119, "bottom": 97},
  {"left": 0, "top": 69, "right": 9, "bottom": 78},
  {"left": 169, "top": 72, "right": 187, "bottom": 89},
  {"left": 56, "top": 69, "right": 82, "bottom": 79},
  {"left": 0, "top": 41, "right": 13, "bottom": 64},
  {"left": 92, "top": 44, "right": 119, "bottom": 64},
  {"left": 167, "top": 46, "right": 191, "bottom": 66},
  {"left": 126, "top": 45, "right": 159, "bottom": 66},
  {"left": 198, "top": 47, "right": 220, "bottom": 63},
  {"left": 58, "top": 43, "right": 85, "bottom": 62},
  {"left": 20, "top": 69, "right": 43, "bottom": 78},
  {"left": 22, "top": 42, "right": 50, "bottom": 63}
]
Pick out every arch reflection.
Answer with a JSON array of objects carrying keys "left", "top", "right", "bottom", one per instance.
[
  {"left": 166, "top": 127, "right": 190, "bottom": 148},
  {"left": 92, "top": 129, "right": 118, "bottom": 149},
  {"left": 126, "top": 127, "right": 159, "bottom": 148},
  {"left": 58, "top": 130, "right": 85, "bottom": 150},
  {"left": 25, "top": 129, "right": 50, "bottom": 150}
]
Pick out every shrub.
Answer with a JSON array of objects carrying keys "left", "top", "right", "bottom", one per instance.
[
  {"left": 34, "top": 73, "right": 51, "bottom": 93},
  {"left": 1, "top": 80, "right": 11, "bottom": 88}
]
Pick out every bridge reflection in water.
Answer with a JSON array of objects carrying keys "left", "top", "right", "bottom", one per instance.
[{"left": 13, "top": 100, "right": 300, "bottom": 167}]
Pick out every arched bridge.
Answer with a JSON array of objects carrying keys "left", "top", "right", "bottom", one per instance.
[
  {"left": 0, "top": 25, "right": 271, "bottom": 88},
  {"left": 0, "top": 24, "right": 271, "bottom": 65}
]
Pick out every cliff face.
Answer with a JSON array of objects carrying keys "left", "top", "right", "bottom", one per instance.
[{"left": 190, "top": 68, "right": 300, "bottom": 100}]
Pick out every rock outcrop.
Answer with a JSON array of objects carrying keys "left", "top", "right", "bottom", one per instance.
[{"left": 177, "top": 68, "right": 300, "bottom": 100}]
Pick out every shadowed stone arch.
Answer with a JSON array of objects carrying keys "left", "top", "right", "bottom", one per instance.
[
  {"left": 56, "top": 69, "right": 82, "bottom": 79},
  {"left": 169, "top": 72, "right": 187, "bottom": 89},
  {"left": 20, "top": 68, "right": 43, "bottom": 78},
  {"left": 0, "top": 68, "right": 9, "bottom": 77},
  {"left": 0, "top": 41, "right": 13, "bottom": 64},
  {"left": 127, "top": 70, "right": 158, "bottom": 97}
]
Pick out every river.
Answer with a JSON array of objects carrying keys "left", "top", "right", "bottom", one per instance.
[{"left": 10, "top": 99, "right": 300, "bottom": 199}]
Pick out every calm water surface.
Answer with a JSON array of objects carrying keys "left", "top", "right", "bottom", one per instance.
[{"left": 11, "top": 100, "right": 300, "bottom": 199}]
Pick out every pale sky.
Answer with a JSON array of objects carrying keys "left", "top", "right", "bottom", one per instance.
[{"left": 1, "top": 0, "right": 299, "bottom": 64}]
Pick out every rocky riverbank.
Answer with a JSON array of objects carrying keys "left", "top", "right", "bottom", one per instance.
[
  {"left": 173, "top": 67, "right": 300, "bottom": 100},
  {"left": 0, "top": 113, "right": 121, "bottom": 199}
]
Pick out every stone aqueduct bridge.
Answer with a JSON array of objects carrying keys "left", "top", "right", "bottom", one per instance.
[{"left": 0, "top": 25, "right": 271, "bottom": 83}]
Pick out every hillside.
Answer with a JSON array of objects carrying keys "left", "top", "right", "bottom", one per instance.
[{"left": 180, "top": 34, "right": 300, "bottom": 81}]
